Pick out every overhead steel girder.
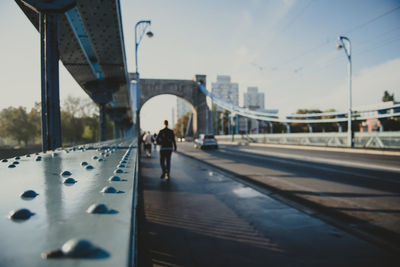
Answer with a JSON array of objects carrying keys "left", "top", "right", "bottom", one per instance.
[
  {"left": 19, "top": 0, "right": 76, "bottom": 12},
  {"left": 15, "top": 0, "right": 131, "bottom": 115}
]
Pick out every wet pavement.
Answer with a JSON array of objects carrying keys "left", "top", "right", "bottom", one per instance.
[{"left": 137, "top": 150, "right": 398, "bottom": 267}]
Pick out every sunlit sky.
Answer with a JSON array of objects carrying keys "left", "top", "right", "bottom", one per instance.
[{"left": 1, "top": 0, "right": 400, "bottom": 133}]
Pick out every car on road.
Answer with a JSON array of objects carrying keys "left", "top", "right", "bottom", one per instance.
[{"left": 194, "top": 134, "right": 218, "bottom": 149}]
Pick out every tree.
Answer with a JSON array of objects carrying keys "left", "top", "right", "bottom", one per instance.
[
  {"left": 382, "top": 91, "right": 394, "bottom": 102},
  {"left": 0, "top": 106, "right": 39, "bottom": 145},
  {"left": 174, "top": 112, "right": 191, "bottom": 137}
]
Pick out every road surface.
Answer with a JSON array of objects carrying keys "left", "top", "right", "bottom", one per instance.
[
  {"left": 137, "top": 148, "right": 398, "bottom": 266},
  {"left": 178, "top": 142, "right": 400, "bottom": 249}
]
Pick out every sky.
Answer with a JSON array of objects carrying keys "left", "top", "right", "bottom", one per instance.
[{"left": 1, "top": 0, "right": 400, "bottom": 133}]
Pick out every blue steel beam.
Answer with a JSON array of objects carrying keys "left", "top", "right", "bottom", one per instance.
[
  {"left": 40, "top": 12, "right": 62, "bottom": 151},
  {"left": 65, "top": 7, "right": 104, "bottom": 81}
]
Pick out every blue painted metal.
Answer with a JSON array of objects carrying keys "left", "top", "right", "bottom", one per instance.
[
  {"left": 0, "top": 138, "right": 139, "bottom": 266},
  {"left": 40, "top": 12, "right": 62, "bottom": 151},
  {"left": 20, "top": 0, "right": 75, "bottom": 12},
  {"left": 99, "top": 104, "right": 107, "bottom": 141},
  {"left": 235, "top": 115, "right": 239, "bottom": 134},
  {"left": 65, "top": 7, "right": 104, "bottom": 80}
]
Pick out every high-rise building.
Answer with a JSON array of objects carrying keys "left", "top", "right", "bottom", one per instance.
[
  {"left": 244, "top": 86, "right": 264, "bottom": 110},
  {"left": 211, "top": 75, "right": 239, "bottom": 107},
  {"left": 240, "top": 86, "right": 278, "bottom": 134},
  {"left": 176, "top": 97, "right": 192, "bottom": 120}
]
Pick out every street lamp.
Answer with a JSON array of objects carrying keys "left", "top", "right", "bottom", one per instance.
[
  {"left": 134, "top": 20, "right": 153, "bottom": 139},
  {"left": 337, "top": 35, "right": 353, "bottom": 147}
]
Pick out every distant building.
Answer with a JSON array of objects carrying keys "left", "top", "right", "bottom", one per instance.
[
  {"left": 244, "top": 87, "right": 264, "bottom": 110},
  {"left": 176, "top": 98, "right": 192, "bottom": 120},
  {"left": 240, "top": 86, "right": 278, "bottom": 134},
  {"left": 211, "top": 75, "right": 239, "bottom": 109}
]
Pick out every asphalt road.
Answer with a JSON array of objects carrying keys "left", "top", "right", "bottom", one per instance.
[
  {"left": 137, "top": 148, "right": 398, "bottom": 267},
  {"left": 178, "top": 142, "right": 400, "bottom": 249}
]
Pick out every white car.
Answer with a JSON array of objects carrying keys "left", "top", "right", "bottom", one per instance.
[{"left": 194, "top": 134, "right": 218, "bottom": 149}]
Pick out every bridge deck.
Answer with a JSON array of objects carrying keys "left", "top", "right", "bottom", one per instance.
[
  {"left": 138, "top": 148, "right": 395, "bottom": 266},
  {"left": 0, "top": 139, "right": 137, "bottom": 267}
]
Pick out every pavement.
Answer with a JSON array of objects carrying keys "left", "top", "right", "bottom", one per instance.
[
  {"left": 178, "top": 142, "right": 400, "bottom": 249},
  {"left": 137, "top": 147, "right": 398, "bottom": 267}
]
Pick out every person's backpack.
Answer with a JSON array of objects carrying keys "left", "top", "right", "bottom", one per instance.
[{"left": 158, "top": 130, "right": 173, "bottom": 147}]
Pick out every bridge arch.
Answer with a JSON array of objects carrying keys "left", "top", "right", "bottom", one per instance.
[{"left": 139, "top": 76, "right": 208, "bottom": 137}]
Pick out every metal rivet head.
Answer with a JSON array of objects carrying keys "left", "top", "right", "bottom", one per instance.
[
  {"left": 87, "top": 203, "right": 108, "bottom": 214},
  {"left": 100, "top": 186, "right": 118, "bottom": 193},
  {"left": 35, "top": 156, "right": 42, "bottom": 161},
  {"left": 85, "top": 165, "right": 94, "bottom": 170},
  {"left": 8, "top": 208, "right": 34, "bottom": 220},
  {"left": 81, "top": 161, "right": 88, "bottom": 166},
  {"left": 98, "top": 158, "right": 104, "bottom": 162},
  {"left": 63, "top": 178, "right": 77, "bottom": 184},
  {"left": 8, "top": 164, "right": 16, "bottom": 168},
  {"left": 114, "top": 169, "right": 123, "bottom": 174},
  {"left": 20, "top": 190, "right": 39, "bottom": 198},
  {"left": 61, "top": 171, "right": 72, "bottom": 177},
  {"left": 118, "top": 164, "right": 125, "bottom": 168},
  {"left": 15, "top": 156, "right": 21, "bottom": 160},
  {"left": 13, "top": 161, "right": 20, "bottom": 165},
  {"left": 1, "top": 159, "right": 8, "bottom": 163},
  {"left": 109, "top": 175, "right": 121, "bottom": 182},
  {"left": 93, "top": 156, "right": 98, "bottom": 160},
  {"left": 61, "top": 239, "right": 97, "bottom": 258}
]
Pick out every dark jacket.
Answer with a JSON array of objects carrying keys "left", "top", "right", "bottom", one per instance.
[{"left": 156, "top": 127, "right": 177, "bottom": 150}]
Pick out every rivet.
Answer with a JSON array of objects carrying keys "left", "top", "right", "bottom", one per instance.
[
  {"left": 120, "top": 160, "right": 127, "bottom": 164},
  {"left": 87, "top": 203, "right": 108, "bottom": 214},
  {"left": 8, "top": 208, "right": 34, "bottom": 220},
  {"left": 100, "top": 186, "right": 118, "bottom": 193},
  {"left": 26, "top": 154, "right": 31, "bottom": 158},
  {"left": 114, "top": 169, "right": 123, "bottom": 174},
  {"left": 35, "top": 156, "right": 42, "bottom": 161},
  {"left": 61, "top": 171, "right": 72, "bottom": 177},
  {"left": 109, "top": 175, "right": 122, "bottom": 182},
  {"left": 61, "top": 239, "right": 97, "bottom": 257},
  {"left": 98, "top": 158, "right": 104, "bottom": 162},
  {"left": 85, "top": 165, "right": 94, "bottom": 170},
  {"left": 13, "top": 161, "right": 20, "bottom": 165},
  {"left": 15, "top": 156, "right": 21, "bottom": 160},
  {"left": 63, "top": 177, "right": 77, "bottom": 184},
  {"left": 118, "top": 164, "right": 125, "bottom": 168},
  {"left": 81, "top": 161, "right": 88, "bottom": 166},
  {"left": 93, "top": 156, "right": 98, "bottom": 160},
  {"left": 1, "top": 159, "right": 8, "bottom": 163},
  {"left": 20, "top": 190, "right": 39, "bottom": 198},
  {"left": 8, "top": 164, "right": 16, "bottom": 168},
  {"left": 52, "top": 152, "right": 59, "bottom": 157}
]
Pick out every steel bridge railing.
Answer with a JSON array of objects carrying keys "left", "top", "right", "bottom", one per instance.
[
  {"left": 198, "top": 83, "right": 400, "bottom": 124},
  {"left": 216, "top": 131, "right": 400, "bottom": 149}
]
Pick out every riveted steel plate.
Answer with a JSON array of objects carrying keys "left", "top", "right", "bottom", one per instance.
[
  {"left": 16, "top": 0, "right": 130, "bottom": 113},
  {"left": 0, "top": 138, "right": 138, "bottom": 267}
]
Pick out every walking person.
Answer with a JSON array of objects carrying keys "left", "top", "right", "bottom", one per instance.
[
  {"left": 142, "top": 131, "right": 153, "bottom": 158},
  {"left": 156, "top": 120, "right": 177, "bottom": 179}
]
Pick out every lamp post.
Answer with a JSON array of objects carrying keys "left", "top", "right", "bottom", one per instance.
[
  {"left": 134, "top": 20, "right": 153, "bottom": 139},
  {"left": 337, "top": 35, "right": 353, "bottom": 147}
]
